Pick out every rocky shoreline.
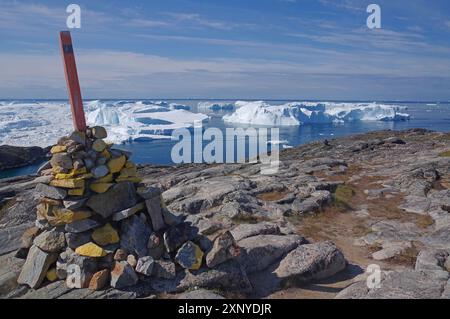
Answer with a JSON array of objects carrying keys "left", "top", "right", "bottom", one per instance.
[
  {"left": 0, "top": 128, "right": 449, "bottom": 299},
  {"left": 0, "top": 145, "right": 50, "bottom": 171}
]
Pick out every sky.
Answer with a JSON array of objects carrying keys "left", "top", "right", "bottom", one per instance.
[{"left": 0, "top": 0, "right": 450, "bottom": 100}]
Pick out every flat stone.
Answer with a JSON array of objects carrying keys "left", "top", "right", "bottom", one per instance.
[
  {"left": 274, "top": 241, "right": 347, "bottom": 284},
  {"left": 35, "top": 183, "right": 67, "bottom": 200},
  {"left": 175, "top": 241, "right": 204, "bottom": 270},
  {"left": 75, "top": 242, "right": 107, "bottom": 257},
  {"left": 63, "top": 198, "right": 88, "bottom": 210},
  {"left": 65, "top": 231, "right": 92, "bottom": 250},
  {"left": 135, "top": 256, "right": 155, "bottom": 276},
  {"left": 92, "top": 139, "right": 107, "bottom": 152},
  {"left": 145, "top": 197, "right": 165, "bottom": 231},
  {"left": 230, "top": 222, "right": 281, "bottom": 241},
  {"left": 50, "top": 153, "right": 73, "bottom": 170},
  {"left": 110, "top": 261, "right": 138, "bottom": 289},
  {"left": 112, "top": 202, "right": 145, "bottom": 221},
  {"left": 49, "top": 178, "right": 85, "bottom": 189},
  {"left": 206, "top": 231, "right": 239, "bottom": 268},
  {"left": 90, "top": 182, "right": 113, "bottom": 194},
  {"left": 17, "top": 245, "right": 58, "bottom": 289},
  {"left": 107, "top": 155, "right": 126, "bottom": 174},
  {"left": 120, "top": 214, "right": 152, "bottom": 257},
  {"left": 89, "top": 269, "right": 110, "bottom": 290},
  {"left": 372, "top": 241, "right": 412, "bottom": 261},
  {"left": 0, "top": 223, "right": 35, "bottom": 255},
  {"left": 237, "top": 234, "right": 306, "bottom": 274},
  {"left": 65, "top": 219, "right": 100, "bottom": 233},
  {"left": 91, "top": 223, "right": 119, "bottom": 246},
  {"left": 153, "top": 259, "right": 176, "bottom": 279},
  {"left": 33, "top": 228, "right": 66, "bottom": 253},
  {"left": 163, "top": 222, "right": 198, "bottom": 253},
  {"left": 87, "top": 182, "right": 138, "bottom": 218}
]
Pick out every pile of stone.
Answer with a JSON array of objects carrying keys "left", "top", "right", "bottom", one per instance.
[{"left": 16, "top": 126, "right": 240, "bottom": 291}]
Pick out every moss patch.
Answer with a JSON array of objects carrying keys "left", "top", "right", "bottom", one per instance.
[
  {"left": 439, "top": 150, "right": 450, "bottom": 157},
  {"left": 333, "top": 184, "right": 355, "bottom": 208}
]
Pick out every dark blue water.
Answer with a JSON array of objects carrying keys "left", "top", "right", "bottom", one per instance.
[{"left": 1, "top": 100, "right": 449, "bottom": 178}]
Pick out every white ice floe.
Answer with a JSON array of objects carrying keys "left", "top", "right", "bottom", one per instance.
[
  {"left": 223, "top": 101, "right": 410, "bottom": 126},
  {"left": 197, "top": 101, "right": 235, "bottom": 111},
  {"left": 0, "top": 100, "right": 207, "bottom": 147}
]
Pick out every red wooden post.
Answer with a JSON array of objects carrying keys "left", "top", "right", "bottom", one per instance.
[{"left": 59, "top": 31, "right": 87, "bottom": 132}]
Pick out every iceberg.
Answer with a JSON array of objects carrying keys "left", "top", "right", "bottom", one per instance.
[
  {"left": 197, "top": 101, "right": 235, "bottom": 111},
  {"left": 223, "top": 101, "right": 410, "bottom": 126},
  {"left": 0, "top": 100, "right": 207, "bottom": 147}
]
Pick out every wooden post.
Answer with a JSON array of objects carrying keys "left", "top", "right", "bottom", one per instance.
[{"left": 59, "top": 31, "right": 87, "bottom": 132}]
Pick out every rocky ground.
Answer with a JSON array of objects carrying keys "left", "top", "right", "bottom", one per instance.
[
  {"left": 0, "top": 145, "right": 49, "bottom": 171},
  {"left": 0, "top": 128, "right": 449, "bottom": 299}
]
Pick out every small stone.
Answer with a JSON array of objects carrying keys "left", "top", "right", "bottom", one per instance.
[
  {"left": 17, "top": 245, "right": 58, "bottom": 289},
  {"left": 175, "top": 241, "right": 204, "bottom": 270},
  {"left": 127, "top": 255, "right": 137, "bottom": 268},
  {"left": 96, "top": 157, "right": 107, "bottom": 166},
  {"left": 69, "top": 131, "right": 86, "bottom": 146},
  {"left": 86, "top": 182, "right": 138, "bottom": 218},
  {"left": 120, "top": 215, "right": 152, "bottom": 257},
  {"left": 50, "top": 152, "right": 73, "bottom": 170},
  {"left": 46, "top": 268, "right": 58, "bottom": 282},
  {"left": 91, "top": 223, "right": 120, "bottom": 246},
  {"left": 112, "top": 202, "right": 145, "bottom": 221},
  {"left": 114, "top": 249, "right": 127, "bottom": 261},
  {"left": 56, "top": 248, "right": 73, "bottom": 279},
  {"left": 84, "top": 158, "right": 94, "bottom": 170},
  {"left": 65, "top": 231, "right": 91, "bottom": 249},
  {"left": 92, "top": 139, "right": 107, "bottom": 152},
  {"left": 110, "top": 261, "right": 138, "bottom": 289},
  {"left": 163, "top": 222, "right": 198, "bottom": 253},
  {"left": 33, "top": 228, "right": 66, "bottom": 253},
  {"left": 91, "top": 165, "right": 109, "bottom": 179},
  {"left": 107, "top": 155, "right": 126, "bottom": 173},
  {"left": 145, "top": 197, "right": 165, "bottom": 231},
  {"left": 35, "top": 183, "right": 67, "bottom": 200},
  {"left": 50, "top": 178, "right": 85, "bottom": 189},
  {"left": 135, "top": 256, "right": 155, "bottom": 276},
  {"left": 68, "top": 187, "right": 85, "bottom": 196},
  {"left": 44, "top": 206, "right": 91, "bottom": 226},
  {"left": 153, "top": 259, "right": 176, "bottom": 279},
  {"left": 50, "top": 145, "right": 67, "bottom": 154},
  {"left": 73, "top": 159, "right": 84, "bottom": 170},
  {"left": 88, "top": 269, "right": 110, "bottom": 290},
  {"left": 90, "top": 182, "right": 114, "bottom": 194},
  {"left": 65, "top": 219, "right": 100, "bottom": 233},
  {"left": 63, "top": 198, "right": 88, "bottom": 210},
  {"left": 75, "top": 242, "right": 107, "bottom": 257},
  {"left": 147, "top": 233, "right": 165, "bottom": 259},
  {"left": 92, "top": 126, "right": 107, "bottom": 139}
]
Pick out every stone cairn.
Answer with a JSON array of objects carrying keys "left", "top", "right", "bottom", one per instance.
[{"left": 16, "top": 126, "right": 240, "bottom": 291}]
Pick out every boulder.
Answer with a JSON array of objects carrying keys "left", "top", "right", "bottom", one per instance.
[
  {"left": 206, "top": 231, "right": 239, "bottom": 268},
  {"left": 230, "top": 222, "right": 280, "bottom": 241},
  {"left": 33, "top": 228, "right": 66, "bottom": 253},
  {"left": 135, "top": 256, "right": 155, "bottom": 276},
  {"left": 50, "top": 152, "right": 73, "bottom": 170},
  {"left": 237, "top": 235, "right": 306, "bottom": 273},
  {"left": 274, "top": 241, "right": 347, "bottom": 284},
  {"left": 110, "top": 261, "right": 138, "bottom": 289},
  {"left": 120, "top": 215, "right": 152, "bottom": 257},
  {"left": 35, "top": 183, "right": 67, "bottom": 200},
  {"left": 87, "top": 182, "right": 138, "bottom": 218},
  {"left": 175, "top": 241, "right": 204, "bottom": 270},
  {"left": 17, "top": 245, "right": 58, "bottom": 289}
]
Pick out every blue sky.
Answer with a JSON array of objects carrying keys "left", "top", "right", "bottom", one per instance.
[{"left": 1, "top": 0, "right": 450, "bottom": 100}]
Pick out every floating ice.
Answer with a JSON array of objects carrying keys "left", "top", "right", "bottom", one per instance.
[
  {"left": 0, "top": 100, "right": 206, "bottom": 147},
  {"left": 223, "top": 101, "right": 410, "bottom": 126}
]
